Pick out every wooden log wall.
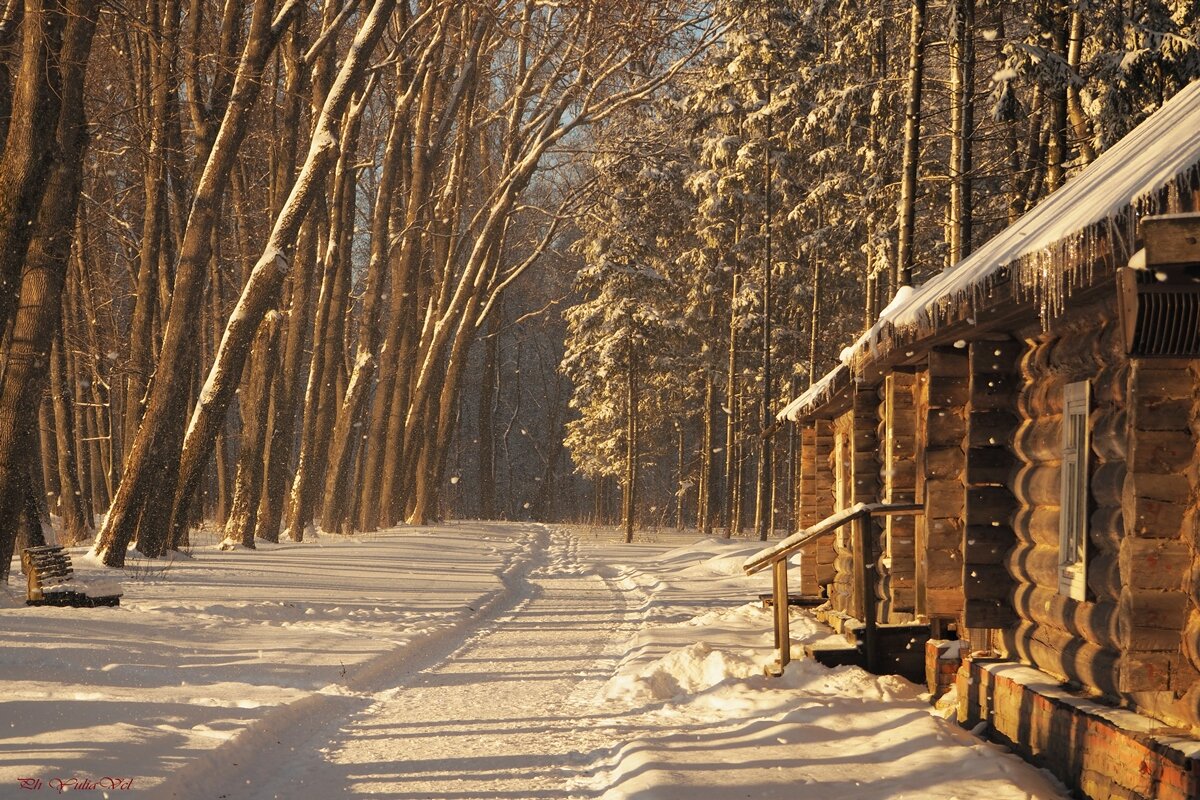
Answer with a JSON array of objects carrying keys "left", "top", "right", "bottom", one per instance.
[
  {"left": 922, "top": 348, "right": 968, "bottom": 623},
  {"left": 1124, "top": 359, "right": 1200, "bottom": 704},
  {"left": 796, "top": 421, "right": 836, "bottom": 596},
  {"left": 963, "top": 339, "right": 1021, "bottom": 632},
  {"left": 1004, "top": 306, "right": 1125, "bottom": 695},
  {"left": 853, "top": 387, "right": 885, "bottom": 623},
  {"left": 797, "top": 424, "right": 819, "bottom": 595},
  {"left": 830, "top": 413, "right": 855, "bottom": 617},
  {"left": 829, "top": 394, "right": 882, "bottom": 622},
  {"left": 881, "top": 371, "right": 917, "bottom": 622}
]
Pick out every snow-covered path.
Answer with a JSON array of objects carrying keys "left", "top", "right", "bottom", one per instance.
[
  {"left": 232, "top": 532, "right": 636, "bottom": 799},
  {"left": 3, "top": 522, "right": 1068, "bottom": 800}
]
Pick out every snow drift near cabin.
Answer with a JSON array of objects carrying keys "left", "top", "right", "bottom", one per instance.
[{"left": 2, "top": 523, "right": 1065, "bottom": 799}]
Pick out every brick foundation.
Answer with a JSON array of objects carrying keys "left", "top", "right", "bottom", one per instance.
[
  {"left": 957, "top": 659, "right": 1200, "bottom": 800},
  {"left": 925, "top": 639, "right": 962, "bottom": 699}
]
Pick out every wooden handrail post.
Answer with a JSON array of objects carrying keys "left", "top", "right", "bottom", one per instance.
[
  {"left": 743, "top": 501, "right": 921, "bottom": 679},
  {"left": 770, "top": 558, "right": 790, "bottom": 676},
  {"left": 854, "top": 514, "right": 881, "bottom": 674}
]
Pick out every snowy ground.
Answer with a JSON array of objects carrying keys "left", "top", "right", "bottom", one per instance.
[{"left": 0, "top": 522, "right": 1066, "bottom": 799}]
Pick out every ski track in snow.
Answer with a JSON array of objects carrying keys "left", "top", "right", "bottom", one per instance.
[{"left": 172, "top": 527, "right": 641, "bottom": 800}]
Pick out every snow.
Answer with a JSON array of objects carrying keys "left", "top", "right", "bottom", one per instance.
[
  {"left": 2, "top": 523, "right": 1067, "bottom": 798},
  {"left": 777, "top": 363, "right": 848, "bottom": 422}
]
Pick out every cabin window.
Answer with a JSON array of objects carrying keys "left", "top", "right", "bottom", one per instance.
[{"left": 1059, "top": 380, "right": 1090, "bottom": 601}]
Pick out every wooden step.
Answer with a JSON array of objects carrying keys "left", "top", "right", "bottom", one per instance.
[
  {"left": 805, "top": 643, "right": 866, "bottom": 671},
  {"left": 758, "top": 593, "right": 827, "bottom": 609}
]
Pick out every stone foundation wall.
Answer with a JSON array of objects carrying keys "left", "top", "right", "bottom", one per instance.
[{"left": 957, "top": 659, "right": 1199, "bottom": 800}]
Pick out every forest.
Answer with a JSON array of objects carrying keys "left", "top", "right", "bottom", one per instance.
[{"left": 0, "top": 0, "right": 1197, "bottom": 577}]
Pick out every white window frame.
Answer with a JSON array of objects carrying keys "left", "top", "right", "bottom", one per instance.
[{"left": 1059, "top": 380, "right": 1090, "bottom": 601}]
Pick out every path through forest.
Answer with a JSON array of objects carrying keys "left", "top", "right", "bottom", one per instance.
[{"left": 227, "top": 532, "right": 639, "bottom": 798}]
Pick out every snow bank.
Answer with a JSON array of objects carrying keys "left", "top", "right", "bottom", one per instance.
[{"left": 577, "top": 533, "right": 1067, "bottom": 800}]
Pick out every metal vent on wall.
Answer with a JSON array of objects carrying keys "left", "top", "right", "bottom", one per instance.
[
  {"left": 1118, "top": 268, "right": 1200, "bottom": 357},
  {"left": 1117, "top": 214, "right": 1200, "bottom": 358}
]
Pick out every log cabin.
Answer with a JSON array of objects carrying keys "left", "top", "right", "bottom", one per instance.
[{"left": 771, "top": 78, "right": 1200, "bottom": 799}]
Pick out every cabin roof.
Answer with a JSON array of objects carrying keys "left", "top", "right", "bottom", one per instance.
[{"left": 781, "top": 77, "right": 1200, "bottom": 423}]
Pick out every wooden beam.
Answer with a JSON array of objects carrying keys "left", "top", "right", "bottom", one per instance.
[{"left": 1143, "top": 213, "right": 1200, "bottom": 266}]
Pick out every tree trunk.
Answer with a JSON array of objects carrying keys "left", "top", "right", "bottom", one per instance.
[
  {"left": 223, "top": 313, "right": 282, "bottom": 547},
  {"left": 38, "top": 398, "right": 59, "bottom": 515},
  {"left": 319, "top": 351, "right": 375, "bottom": 534},
  {"left": 361, "top": 52, "right": 442, "bottom": 530},
  {"left": 205, "top": 260, "right": 231, "bottom": 525},
  {"left": 896, "top": 0, "right": 926, "bottom": 288},
  {"left": 260, "top": 214, "right": 317, "bottom": 542},
  {"left": 623, "top": 339, "right": 637, "bottom": 544},
  {"left": 698, "top": 365, "right": 716, "bottom": 534},
  {"left": 256, "top": 22, "right": 310, "bottom": 544},
  {"left": 0, "top": 0, "right": 70, "bottom": 339},
  {"left": 1045, "top": 8, "right": 1069, "bottom": 193},
  {"left": 50, "top": 336, "right": 88, "bottom": 544},
  {"left": 948, "top": 0, "right": 974, "bottom": 265},
  {"left": 1066, "top": 8, "right": 1095, "bottom": 166},
  {"left": 71, "top": 217, "right": 114, "bottom": 510},
  {"left": 0, "top": 0, "right": 97, "bottom": 580},
  {"left": 124, "top": 0, "right": 178, "bottom": 453},
  {"left": 168, "top": 0, "right": 395, "bottom": 547},
  {"left": 723, "top": 271, "right": 739, "bottom": 537},
  {"left": 94, "top": 0, "right": 294, "bottom": 565},
  {"left": 321, "top": 77, "right": 406, "bottom": 533},
  {"left": 477, "top": 311, "right": 500, "bottom": 520}
]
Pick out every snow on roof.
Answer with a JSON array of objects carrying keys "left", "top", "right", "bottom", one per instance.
[
  {"left": 780, "top": 77, "right": 1200, "bottom": 423},
  {"left": 777, "top": 364, "right": 847, "bottom": 422},
  {"left": 777, "top": 286, "right": 915, "bottom": 421},
  {"left": 893, "top": 76, "right": 1200, "bottom": 333}
]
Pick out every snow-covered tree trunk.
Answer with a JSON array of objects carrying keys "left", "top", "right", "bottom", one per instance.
[
  {"left": 168, "top": 0, "right": 397, "bottom": 546},
  {"left": 283, "top": 95, "right": 364, "bottom": 539},
  {"left": 257, "top": 25, "right": 313, "bottom": 545},
  {"left": 92, "top": 0, "right": 297, "bottom": 566},
  {"left": 319, "top": 351, "right": 376, "bottom": 534},
  {"left": 321, "top": 72, "right": 412, "bottom": 534},
  {"left": 1066, "top": 8, "right": 1095, "bottom": 166},
  {"left": 358, "top": 27, "right": 447, "bottom": 530}
]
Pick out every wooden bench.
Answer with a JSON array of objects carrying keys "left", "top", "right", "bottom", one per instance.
[{"left": 21, "top": 545, "right": 122, "bottom": 607}]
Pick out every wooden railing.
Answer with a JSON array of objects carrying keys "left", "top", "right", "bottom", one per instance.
[{"left": 743, "top": 502, "right": 923, "bottom": 676}]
